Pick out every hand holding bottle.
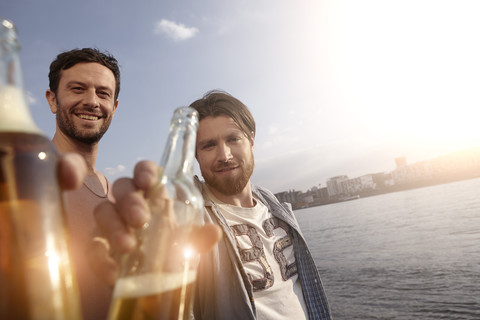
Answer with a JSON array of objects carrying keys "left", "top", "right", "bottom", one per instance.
[
  {"left": 101, "top": 107, "right": 218, "bottom": 320},
  {"left": 90, "top": 160, "right": 221, "bottom": 287}
]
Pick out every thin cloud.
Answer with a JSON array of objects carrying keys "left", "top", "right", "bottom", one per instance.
[
  {"left": 154, "top": 19, "right": 198, "bottom": 41},
  {"left": 104, "top": 164, "right": 126, "bottom": 177}
]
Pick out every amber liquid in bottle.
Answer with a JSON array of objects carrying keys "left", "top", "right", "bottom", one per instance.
[{"left": 0, "top": 18, "right": 81, "bottom": 320}]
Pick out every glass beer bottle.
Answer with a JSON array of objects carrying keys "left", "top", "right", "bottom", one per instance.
[
  {"left": 0, "top": 18, "right": 82, "bottom": 319},
  {"left": 108, "top": 107, "right": 204, "bottom": 320}
]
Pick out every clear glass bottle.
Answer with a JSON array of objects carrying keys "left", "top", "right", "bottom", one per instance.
[
  {"left": 0, "top": 18, "right": 82, "bottom": 319},
  {"left": 108, "top": 107, "right": 204, "bottom": 320}
]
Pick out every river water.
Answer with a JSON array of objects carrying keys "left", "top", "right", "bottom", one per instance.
[{"left": 295, "top": 178, "right": 480, "bottom": 319}]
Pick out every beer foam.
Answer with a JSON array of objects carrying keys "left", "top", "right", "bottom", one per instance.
[
  {"left": 113, "top": 271, "right": 196, "bottom": 299},
  {"left": 0, "top": 85, "right": 42, "bottom": 134}
]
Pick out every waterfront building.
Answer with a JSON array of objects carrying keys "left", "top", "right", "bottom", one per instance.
[{"left": 327, "top": 175, "right": 348, "bottom": 199}]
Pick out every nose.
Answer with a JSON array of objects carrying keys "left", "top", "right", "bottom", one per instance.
[
  {"left": 217, "top": 143, "right": 233, "bottom": 163},
  {"left": 83, "top": 89, "right": 100, "bottom": 108}
]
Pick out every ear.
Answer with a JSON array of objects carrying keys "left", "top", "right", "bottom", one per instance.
[
  {"left": 112, "top": 99, "right": 119, "bottom": 115},
  {"left": 45, "top": 90, "right": 57, "bottom": 114},
  {"left": 250, "top": 131, "right": 255, "bottom": 148}
]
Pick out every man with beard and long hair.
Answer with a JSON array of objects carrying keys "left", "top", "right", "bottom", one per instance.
[
  {"left": 93, "top": 91, "right": 332, "bottom": 319},
  {"left": 45, "top": 48, "right": 120, "bottom": 320}
]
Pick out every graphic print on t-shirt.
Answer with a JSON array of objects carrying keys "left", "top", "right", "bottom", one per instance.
[{"left": 231, "top": 216, "right": 298, "bottom": 292}]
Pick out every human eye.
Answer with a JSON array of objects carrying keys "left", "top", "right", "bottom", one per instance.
[
  {"left": 71, "top": 86, "right": 84, "bottom": 93},
  {"left": 97, "top": 90, "right": 112, "bottom": 99},
  {"left": 199, "top": 141, "right": 215, "bottom": 151},
  {"left": 228, "top": 135, "right": 242, "bottom": 143}
]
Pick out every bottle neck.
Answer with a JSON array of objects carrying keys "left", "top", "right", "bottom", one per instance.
[
  {"left": 0, "top": 18, "right": 41, "bottom": 134},
  {"left": 160, "top": 118, "right": 198, "bottom": 183},
  {"left": 1, "top": 19, "right": 23, "bottom": 90}
]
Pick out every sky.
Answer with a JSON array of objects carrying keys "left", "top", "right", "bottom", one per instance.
[{"left": 2, "top": 0, "right": 480, "bottom": 194}]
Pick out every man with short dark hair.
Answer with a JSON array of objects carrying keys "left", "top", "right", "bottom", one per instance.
[{"left": 45, "top": 48, "right": 120, "bottom": 320}]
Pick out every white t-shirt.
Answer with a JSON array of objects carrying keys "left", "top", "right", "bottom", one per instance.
[{"left": 208, "top": 190, "right": 308, "bottom": 320}]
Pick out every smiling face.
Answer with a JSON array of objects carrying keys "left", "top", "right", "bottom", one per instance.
[
  {"left": 196, "top": 114, "right": 255, "bottom": 197},
  {"left": 46, "top": 62, "right": 118, "bottom": 144}
]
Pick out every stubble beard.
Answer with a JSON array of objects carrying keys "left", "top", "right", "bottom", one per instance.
[
  {"left": 56, "top": 101, "right": 112, "bottom": 145},
  {"left": 202, "top": 155, "right": 255, "bottom": 196}
]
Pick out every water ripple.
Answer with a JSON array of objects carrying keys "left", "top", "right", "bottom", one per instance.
[{"left": 296, "top": 178, "right": 480, "bottom": 319}]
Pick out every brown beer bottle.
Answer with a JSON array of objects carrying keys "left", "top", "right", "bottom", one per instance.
[
  {"left": 108, "top": 107, "right": 204, "bottom": 320},
  {"left": 0, "top": 18, "right": 82, "bottom": 319}
]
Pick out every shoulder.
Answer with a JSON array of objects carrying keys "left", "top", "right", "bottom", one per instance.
[
  {"left": 252, "top": 183, "right": 274, "bottom": 199},
  {"left": 253, "top": 185, "right": 293, "bottom": 214}
]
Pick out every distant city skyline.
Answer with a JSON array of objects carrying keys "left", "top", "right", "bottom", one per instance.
[
  {"left": 276, "top": 145, "right": 480, "bottom": 210},
  {"left": 274, "top": 146, "right": 480, "bottom": 194}
]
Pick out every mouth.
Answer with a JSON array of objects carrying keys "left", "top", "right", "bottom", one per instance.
[
  {"left": 76, "top": 113, "right": 102, "bottom": 121},
  {"left": 215, "top": 166, "right": 238, "bottom": 174}
]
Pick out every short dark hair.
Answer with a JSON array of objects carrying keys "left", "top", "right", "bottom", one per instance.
[
  {"left": 48, "top": 48, "right": 121, "bottom": 100},
  {"left": 189, "top": 90, "right": 256, "bottom": 141}
]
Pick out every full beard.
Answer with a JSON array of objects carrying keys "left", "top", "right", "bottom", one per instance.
[
  {"left": 202, "top": 157, "right": 254, "bottom": 196},
  {"left": 56, "top": 104, "right": 112, "bottom": 145}
]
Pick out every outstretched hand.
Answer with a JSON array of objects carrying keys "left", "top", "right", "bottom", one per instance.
[{"left": 90, "top": 160, "right": 222, "bottom": 286}]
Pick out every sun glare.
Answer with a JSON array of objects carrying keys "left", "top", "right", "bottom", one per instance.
[
  {"left": 183, "top": 246, "right": 194, "bottom": 260},
  {"left": 324, "top": 0, "right": 480, "bottom": 160}
]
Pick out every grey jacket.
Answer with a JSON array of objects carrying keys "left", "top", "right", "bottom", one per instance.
[{"left": 193, "top": 178, "right": 332, "bottom": 319}]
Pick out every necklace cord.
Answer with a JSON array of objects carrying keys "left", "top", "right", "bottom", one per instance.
[{"left": 83, "top": 176, "right": 109, "bottom": 198}]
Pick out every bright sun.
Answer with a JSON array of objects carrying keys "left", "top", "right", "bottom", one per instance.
[{"left": 323, "top": 0, "right": 480, "bottom": 159}]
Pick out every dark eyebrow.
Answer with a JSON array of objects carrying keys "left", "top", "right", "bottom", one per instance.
[{"left": 66, "top": 81, "right": 86, "bottom": 87}]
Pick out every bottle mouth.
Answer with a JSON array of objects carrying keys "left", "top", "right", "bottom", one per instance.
[
  {"left": 0, "top": 18, "right": 20, "bottom": 51},
  {"left": 171, "top": 107, "right": 199, "bottom": 128},
  {"left": 1, "top": 19, "right": 15, "bottom": 30}
]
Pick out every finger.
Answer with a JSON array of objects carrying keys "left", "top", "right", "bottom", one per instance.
[
  {"left": 86, "top": 237, "right": 118, "bottom": 287},
  {"left": 190, "top": 223, "right": 223, "bottom": 254},
  {"left": 57, "top": 153, "right": 87, "bottom": 190},
  {"left": 133, "top": 160, "right": 159, "bottom": 191},
  {"left": 113, "top": 177, "right": 151, "bottom": 228},
  {"left": 94, "top": 200, "right": 137, "bottom": 253}
]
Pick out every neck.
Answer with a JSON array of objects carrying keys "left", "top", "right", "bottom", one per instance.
[
  {"left": 52, "top": 130, "right": 99, "bottom": 175},
  {"left": 207, "top": 181, "right": 255, "bottom": 208}
]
